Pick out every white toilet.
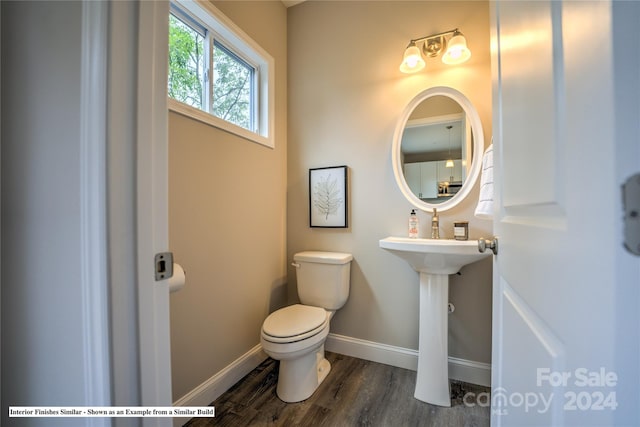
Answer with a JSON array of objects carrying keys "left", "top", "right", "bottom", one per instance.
[{"left": 260, "top": 251, "right": 352, "bottom": 403}]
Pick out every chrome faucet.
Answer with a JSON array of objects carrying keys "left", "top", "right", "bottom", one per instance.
[{"left": 431, "top": 208, "right": 440, "bottom": 239}]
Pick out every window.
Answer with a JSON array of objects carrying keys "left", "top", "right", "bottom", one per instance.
[
  {"left": 168, "top": 11, "right": 205, "bottom": 110},
  {"left": 168, "top": 0, "right": 274, "bottom": 148},
  {"left": 212, "top": 40, "right": 255, "bottom": 131}
]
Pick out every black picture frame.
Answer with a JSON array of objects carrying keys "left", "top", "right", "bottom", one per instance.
[{"left": 309, "top": 166, "right": 348, "bottom": 228}]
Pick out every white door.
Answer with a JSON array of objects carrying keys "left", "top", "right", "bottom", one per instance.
[{"left": 491, "top": 1, "right": 639, "bottom": 426}]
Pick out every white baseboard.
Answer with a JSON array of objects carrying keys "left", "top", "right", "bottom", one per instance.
[
  {"left": 172, "top": 344, "right": 268, "bottom": 427},
  {"left": 448, "top": 356, "right": 491, "bottom": 387},
  {"left": 325, "top": 333, "right": 420, "bottom": 370},
  {"left": 325, "top": 333, "right": 491, "bottom": 387}
]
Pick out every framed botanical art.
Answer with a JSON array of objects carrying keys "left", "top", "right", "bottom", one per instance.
[{"left": 309, "top": 166, "right": 348, "bottom": 228}]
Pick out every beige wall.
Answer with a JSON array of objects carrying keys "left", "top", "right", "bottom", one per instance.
[
  {"left": 169, "top": 1, "right": 288, "bottom": 401},
  {"left": 287, "top": 1, "right": 493, "bottom": 363}
]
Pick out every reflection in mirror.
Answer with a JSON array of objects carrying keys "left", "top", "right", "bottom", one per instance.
[
  {"left": 400, "top": 95, "right": 473, "bottom": 204},
  {"left": 392, "top": 86, "right": 483, "bottom": 213}
]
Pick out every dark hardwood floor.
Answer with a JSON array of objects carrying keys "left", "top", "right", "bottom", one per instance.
[{"left": 184, "top": 352, "right": 490, "bottom": 427}]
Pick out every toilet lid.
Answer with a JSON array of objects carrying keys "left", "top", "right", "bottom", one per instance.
[{"left": 262, "top": 304, "right": 328, "bottom": 339}]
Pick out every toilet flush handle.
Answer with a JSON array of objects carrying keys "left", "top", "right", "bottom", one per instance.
[{"left": 291, "top": 262, "right": 301, "bottom": 268}]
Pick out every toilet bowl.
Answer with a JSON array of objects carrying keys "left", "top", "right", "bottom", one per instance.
[
  {"left": 261, "top": 304, "right": 332, "bottom": 402},
  {"left": 260, "top": 251, "right": 352, "bottom": 403}
]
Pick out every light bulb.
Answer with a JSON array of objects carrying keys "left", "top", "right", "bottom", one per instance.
[
  {"left": 442, "top": 33, "right": 471, "bottom": 65},
  {"left": 399, "top": 44, "right": 425, "bottom": 73}
]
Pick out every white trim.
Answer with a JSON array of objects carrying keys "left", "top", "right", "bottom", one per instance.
[
  {"left": 79, "top": 0, "right": 111, "bottom": 416},
  {"left": 325, "top": 333, "right": 491, "bottom": 387},
  {"left": 179, "top": 0, "right": 269, "bottom": 65},
  {"left": 448, "top": 356, "right": 492, "bottom": 387},
  {"left": 137, "top": 2, "right": 173, "bottom": 423},
  {"left": 169, "top": 98, "right": 273, "bottom": 148},
  {"left": 172, "top": 345, "right": 268, "bottom": 427},
  {"left": 406, "top": 112, "right": 464, "bottom": 128},
  {"left": 326, "top": 333, "right": 419, "bottom": 371}
]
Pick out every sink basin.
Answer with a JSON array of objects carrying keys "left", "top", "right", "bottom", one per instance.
[
  {"left": 379, "top": 237, "right": 489, "bottom": 275},
  {"left": 379, "top": 236, "right": 490, "bottom": 406}
]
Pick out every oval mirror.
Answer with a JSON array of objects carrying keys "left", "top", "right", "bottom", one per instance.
[{"left": 392, "top": 86, "right": 484, "bottom": 212}]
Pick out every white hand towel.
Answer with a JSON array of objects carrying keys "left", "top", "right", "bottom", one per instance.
[{"left": 474, "top": 142, "right": 494, "bottom": 219}]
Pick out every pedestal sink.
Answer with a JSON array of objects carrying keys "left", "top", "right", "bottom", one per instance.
[{"left": 379, "top": 236, "right": 490, "bottom": 406}]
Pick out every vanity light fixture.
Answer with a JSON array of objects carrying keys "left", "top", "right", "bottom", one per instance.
[{"left": 399, "top": 29, "right": 471, "bottom": 74}]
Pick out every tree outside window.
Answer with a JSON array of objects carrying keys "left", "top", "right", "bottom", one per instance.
[
  {"left": 168, "top": 14, "right": 204, "bottom": 109},
  {"left": 168, "top": 11, "right": 255, "bottom": 131}
]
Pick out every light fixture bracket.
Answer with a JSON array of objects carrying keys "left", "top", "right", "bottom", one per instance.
[
  {"left": 409, "top": 28, "right": 460, "bottom": 49},
  {"left": 400, "top": 28, "right": 470, "bottom": 73},
  {"left": 424, "top": 36, "right": 446, "bottom": 57}
]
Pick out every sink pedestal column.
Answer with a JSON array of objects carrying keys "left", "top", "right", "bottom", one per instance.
[
  {"left": 378, "top": 237, "right": 491, "bottom": 407},
  {"left": 415, "top": 272, "right": 451, "bottom": 407}
]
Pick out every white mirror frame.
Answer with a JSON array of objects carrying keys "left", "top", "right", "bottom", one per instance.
[{"left": 392, "top": 86, "right": 484, "bottom": 213}]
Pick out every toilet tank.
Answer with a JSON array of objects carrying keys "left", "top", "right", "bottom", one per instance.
[{"left": 294, "top": 251, "right": 353, "bottom": 310}]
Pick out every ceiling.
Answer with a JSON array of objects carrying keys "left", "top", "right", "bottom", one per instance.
[{"left": 402, "top": 120, "right": 463, "bottom": 155}]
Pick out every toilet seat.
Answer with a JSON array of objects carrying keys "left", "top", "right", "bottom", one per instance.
[{"left": 262, "top": 304, "right": 329, "bottom": 344}]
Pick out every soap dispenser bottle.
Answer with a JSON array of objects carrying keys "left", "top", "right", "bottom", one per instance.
[{"left": 409, "top": 209, "right": 419, "bottom": 238}]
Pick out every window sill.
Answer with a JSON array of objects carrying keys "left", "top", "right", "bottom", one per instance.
[{"left": 168, "top": 98, "right": 274, "bottom": 149}]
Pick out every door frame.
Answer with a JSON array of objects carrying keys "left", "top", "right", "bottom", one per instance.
[
  {"left": 135, "top": 0, "right": 173, "bottom": 419},
  {"left": 106, "top": 0, "right": 172, "bottom": 421},
  {"left": 80, "top": 0, "right": 112, "bottom": 418}
]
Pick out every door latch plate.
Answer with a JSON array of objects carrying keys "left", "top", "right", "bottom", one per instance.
[
  {"left": 623, "top": 173, "right": 640, "bottom": 256},
  {"left": 155, "top": 252, "right": 174, "bottom": 281}
]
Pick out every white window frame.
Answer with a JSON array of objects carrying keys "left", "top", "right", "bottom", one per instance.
[{"left": 168, "top": 0, "right": 275, "bottom": 148}]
